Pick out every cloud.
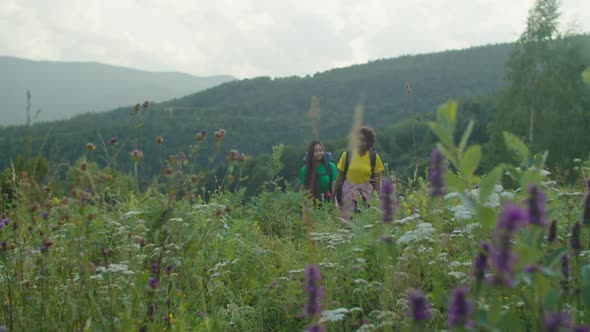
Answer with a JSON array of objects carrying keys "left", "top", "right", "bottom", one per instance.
[{"left": 1, "top": 0, "right": 589, "bottom": 78}]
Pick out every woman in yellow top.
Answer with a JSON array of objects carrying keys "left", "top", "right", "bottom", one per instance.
[{"left": 335, "top": 127, "right": 385, "bottom": 218}]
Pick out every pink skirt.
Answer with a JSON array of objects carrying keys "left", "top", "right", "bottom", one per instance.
[{"left": 340, "top": 180, "right": 373, "bottom": 219}]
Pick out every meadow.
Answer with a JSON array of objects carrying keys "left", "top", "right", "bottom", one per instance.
[{"left": 2, "top": 98, "right": 590, "bottom": 332}]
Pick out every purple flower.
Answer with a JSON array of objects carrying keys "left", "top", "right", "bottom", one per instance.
[
  {"left": 471, "top": 243, "right": 489, "bottom": 281},
  {"left": 379, "top": 180, "right": 396, "bottom": 223},
  {"left": 571, "top": 222, "right": 582, "bottom": 251},
  {"left": 561, "top": 254, "right": 570, "bottom": 279},
  {"left": 0, "top": 325, "right": 6, "bottom": 332},
  {"left": 152, "top": 263, "right": 159, "bottom": 274},
  {"left": 447, "top": 287, "right": 472, "bottom": 329},
  {"left": 497, "top": 203, "right": 526, "bottom": 233},
  {"left": 149, "top": 277, "right": 159, "bottom": 289},
  {"left": 303, "top": 264, "right": 323, "bottom": 317},
  {"left": 574, "top": 324, "right": 590, "bottom": 332},
  {"left": 39, "top": 212, "right": 49, "bottom": 220},
  {"left": 548, "top": 219, "right": 557, "bottom": 243},
  {"left": 306, "top": 325, "right": 325, "bottom": 332},
  {"left": 428, "top": 148, "right": 447, "bottom": 197},
  {"left": 543, "top": 311, "right": 570, "bottom": 332},
  {"left": 584, "top": 180, "right": 590, "bottom": 226},
  {"left": 0, "top": 218, "right": 8, "bottom": 229},
  {"left": 490, "top": 204, "right": 526, "bottom": 279},
  {"left": 108, "top": 136, "right": 119, "bottom": 145},
  {"left": 408, "top": 289, "right": 432, "bottom": 322},
  {"left": 527, "top": 184, "right": 546, "bottom": 226},
  {"left": 165, "top": 265, "right": 174, "bottom": 275},
  {"left": 523, "top": 265, "right": 540, "bottom": 274}
]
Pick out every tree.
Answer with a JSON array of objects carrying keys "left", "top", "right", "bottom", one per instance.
[{"left": 489, "top": 0, "right": 590, "bottom": 167}]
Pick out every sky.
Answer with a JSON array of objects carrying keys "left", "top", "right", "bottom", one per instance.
[{"left": 1, "top": 0, "right": 589, "bottom": 78}]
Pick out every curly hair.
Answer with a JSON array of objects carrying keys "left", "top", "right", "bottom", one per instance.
[{"left": 358, "top": 126, "right": 376, "bottom": 149}]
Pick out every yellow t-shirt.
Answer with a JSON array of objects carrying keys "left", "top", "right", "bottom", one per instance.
[{"left": 337, "top": 150, "right": 385, "bottom": 184}]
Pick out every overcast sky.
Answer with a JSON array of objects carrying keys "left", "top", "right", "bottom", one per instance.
[{"left": 1, "top": 0, "right": 589, "bottom": 78}]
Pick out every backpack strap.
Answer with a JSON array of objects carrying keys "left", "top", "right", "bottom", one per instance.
[
  {"left": 370, "top": 148, "right": 377, "bottom": 178},
  {"left": 343, "top": 149, "right": 352, "bottom": 180}
]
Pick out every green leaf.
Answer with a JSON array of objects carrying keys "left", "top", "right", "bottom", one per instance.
[
  {"left": 445, "top": 171, "right": 466, "bottom": 193},
  {"left": 458, "top": 120, "right": 474, "bottom": 153},
  {"left": 543, "top": 247, "right": 569, "bottom": 268},
  {"left": 520, "top": 169, "right": 542, "bottom": 188},
  {"left": 503, "top": 131, "right": 529, "bottom": 166},
  {"left": 582, "top": 265, "right": 590, "bottom": 308},
  {"left": 479, "top": 165, "right": 504, "bottom": 203},
  {"left": 476, "top": 206, "right": 497, "bottom": 232},
  {"left": 436, "top": 143, "right": 458, "bottom": 169},
  {"left": 460, "top": 145, "right": 482, "bottom": 178},
  {"left": 543, "top": 288, "right": 560, "bottom": 310},
  {"left": 435, "top": 100, "right": 458, "bottom": 144},
  {"left": 583, "top": 68, "right": 590, "bottom": 86},
  {"left": 429, "top": 122, "right": 454, "bottom": 150}
]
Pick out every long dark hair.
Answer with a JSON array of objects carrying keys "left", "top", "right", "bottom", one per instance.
[{"left": 304, "top": 141, "right": 327, "bottom": 199}]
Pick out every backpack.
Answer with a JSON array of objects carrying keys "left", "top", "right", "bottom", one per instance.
[
  {"left": 302, "top": 151, "right": 335, "bottom": 196},
  {"left": 336, "top": 148, "right": 378, "bottom": 204}
]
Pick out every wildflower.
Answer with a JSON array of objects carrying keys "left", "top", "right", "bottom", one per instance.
[
  {"left": 226, "top": 174, "right": 234, "bottom": 183},
  {"left": 108, "top": 136, "right": 118, "bottom": 145},
  {"left": 408, "top": 289, "right": 432, "bottom": 322},
  {"left": 149, "top": 277, "right": 159, "bottom": 289},
  {"left": 156, "top": 136, "right": 164, "bottom": 144},
  {"left": 561, "top": 254, "right": 570, "bottom": 279},
  {"left": 80, "top": 162, "right": 88, "bottom": 171},
  {"left": 130, "top": 149, "right": 144, "bottom": 162},
  {"left": 447, "top": 287, "right": 472, "bottom": 329},
  {"left": 496, "top": 203, "right": 526, "bottom": 233},
  {"left": 303, "top": 264, "right": 323, "bottom": 317},
  {"left": 584, "top": 180, "right": 590, "bottom": 226},
  {"left": 152, "top": 263, "right": 159, "bottom": 274},
  {"left": 227, "top": 150, "right": 238, "bottom": 160},
  {"left": 523, "top": 265, "right": 540, "bottom": 274},
  {"left": 39, "top": 212, "right": 49, "bottom": 220},
  {"left": 138, "top": 238, "right": 147, "bottom": 247},
  {"left": 306, "top": 326, "right": 325, "bottom": 332},
  {"left": 571, "top": 222, "right": 582, "bottom": 251},
  {"left": 543, "top": 311, "right": 570, "bottom": 332},
  {"left": 195, "top": 130, "right": 206, "bottom": 141},
  {"left": 379, "top": 179, "right": 396, "bottom": 223},
  {"left": 471, "top": 242, "right": 489, "bottom": 281},
  {"left": 163, "top": 167, "right": 173, "bottom": 176},
  {"left": 191, "top": 175, "right": 199, "bottom": 183},
  {"left": 548, "top": 219, "right": 557, "bottom": 243},
  {"left": 100, "top": 247, "right": 113, "bottom": 258},
  {"left": 527, "top": 184, "right": 546, "bottom": 226},
  {"left": 428, "top": 148, "right": 447, "bottom": 197},
  {"left": 86, "top": 143, "right": 96, "bottom": 151},
  {"left": 214, "top": 129, "right": 226, "bottom": 144},
  {"left": 165, "top": 265, "right": 174, "bottom": 275},
  {"left": 0, "top": 218, "right": 9, "bottom": 229},
  {"left": 574, "top": 325, "right": 590, "bottom": 332}
]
